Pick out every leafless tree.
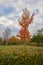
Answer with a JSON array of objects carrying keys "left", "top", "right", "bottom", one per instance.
[{"left": 3, "top": 27, "right": 11, "bottom": 45}]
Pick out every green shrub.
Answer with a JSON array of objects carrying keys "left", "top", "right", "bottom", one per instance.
[{"left": 8, "top": 42, "right": 17, "bottom": 45}]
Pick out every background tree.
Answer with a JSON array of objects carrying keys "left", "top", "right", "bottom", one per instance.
[
  {"left": 9, "top": 36, "right": 19, "bottom": 45},
  {"left": 3, "top": 27, "right": 11, "bottom": 45},
  {"left": 17, "top": 8, "right": 34, "bottom": 44},
  {"left": 31, "top": 28, "right": 43, "bottom": 46}
]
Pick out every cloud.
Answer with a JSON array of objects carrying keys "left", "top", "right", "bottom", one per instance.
[{"left": 0, "top": 15, "right": 20, "bottom": 37}]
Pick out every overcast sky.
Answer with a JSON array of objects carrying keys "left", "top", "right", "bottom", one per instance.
[{"left": 0, "top": 0, "right": 43, "bottom": 37}]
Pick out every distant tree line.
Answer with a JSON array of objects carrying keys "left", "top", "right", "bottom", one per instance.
[{"left": 0, "top": 28, "right": 43, "bottom": 46}]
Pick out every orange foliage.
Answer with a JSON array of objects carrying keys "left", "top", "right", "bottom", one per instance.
[
  {"left": 9, "top": 36, "right": 19, "bottom": 43},
  {"left": 17, "top": 8, "right": 34, "bottom": 43}
]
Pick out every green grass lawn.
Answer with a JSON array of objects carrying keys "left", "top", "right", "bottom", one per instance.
[{"left": 0, "top": 45, "right": 43, "bottom": 65}]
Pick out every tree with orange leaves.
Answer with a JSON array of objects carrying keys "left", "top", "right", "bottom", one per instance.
[{"left": 17, "top": 8, "right": 34, "bottom": 44}]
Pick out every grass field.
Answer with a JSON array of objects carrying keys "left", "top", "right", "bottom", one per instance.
[
  {"left": 0, "top": 45, "right": 43, "bottom": 55},
  {"left": 0, "top": 45, "right": 43, "bottom": 65}
]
